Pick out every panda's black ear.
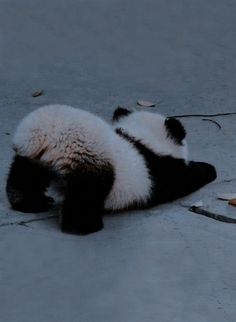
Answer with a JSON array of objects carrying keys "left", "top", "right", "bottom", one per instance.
[
  {"left": 165, "top": 118, "right": 186, "bottom": 144},
  {"left": 113, "top": 107, "right": 132, "bottom": 122}
]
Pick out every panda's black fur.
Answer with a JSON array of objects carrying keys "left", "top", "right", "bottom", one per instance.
[{"left": 6, "top": 104, "right": 217, "bottom": 235}]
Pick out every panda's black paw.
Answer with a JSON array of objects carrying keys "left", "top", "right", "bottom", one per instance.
[
  {"left": 61, "top": 214, "right": 104, "bottom": 235},
  {"left": 189, "top": 161, "right": 217, "bottom": 190},
  {"left": 189, "top": 161, "right": 217, "bottom": 184},
  {"left": 10, "top": 194, "right": 54, "bottom": 213},
  {"left": 201, "top": 162, "right": 217, "bottom": 183}
]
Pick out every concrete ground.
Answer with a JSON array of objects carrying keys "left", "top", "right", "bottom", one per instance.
[{"left": 1, "top": 0, "right": 236, "bottom": 321}]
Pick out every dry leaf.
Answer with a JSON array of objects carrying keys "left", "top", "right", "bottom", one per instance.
[
  {"left": 137, "top": 100, "right": 156, "bottom": 107},
  {"left": 228, "top": 199, "right": 236, "bottom": 207},
  {"left": 217, "top": 193, "right": 236, "bottom": 201},
  {"left": 32, "top": 90, "right": 43, "bottom": 97}
]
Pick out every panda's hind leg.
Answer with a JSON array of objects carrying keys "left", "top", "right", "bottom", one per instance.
[
  {"left": 61, "top": 163, "right": 114, "bottom": 235},
  {"left": 6, "top": 155, "right": 54, "bottom": 213}
]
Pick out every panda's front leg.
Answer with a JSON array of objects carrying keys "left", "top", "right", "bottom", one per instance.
[
  {"left": 154, "top": 159, "right": 217, "bottom": 204},
  {"left": 186, "top": 161, "right": 217, "bottom": 192},
  {"left": 6, "top": 155, "right": 54, "bottom": 213},
  {"left": 61, "top": 165, "right": 114, "bottom": 235},
  {"left": 171, "top": 160, "right": 217, "bottom": 200}
]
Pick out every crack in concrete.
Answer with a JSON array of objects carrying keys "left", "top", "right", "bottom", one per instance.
[
  {"left": 170, "top": 112, "right": 236, "bottom": 118},
  {"left": 0, "top": 214, "right": 58, "bottom": 228}
]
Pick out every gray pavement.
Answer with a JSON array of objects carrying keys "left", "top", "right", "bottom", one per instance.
[{"left": 1, "top": 0, "right": 236, "bottom": 321}]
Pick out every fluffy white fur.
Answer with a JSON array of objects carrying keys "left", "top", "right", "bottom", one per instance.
[
  {"left": 13, "top": 104, "right": 188, "bottom": 211},
  {"left": 113, "top": 111, "right": 188, "bottom": 161}
]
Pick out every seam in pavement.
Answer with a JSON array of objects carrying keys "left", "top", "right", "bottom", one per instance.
[
  {"left": 0, "top": 214, "right": 58, "bottom": 228},
  {"left": 1, "top": 177, "right": 236, "bottom": 229}
]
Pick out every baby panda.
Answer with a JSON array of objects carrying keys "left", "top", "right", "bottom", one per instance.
[{"left": 6, "top": 104, "right": 216, "bottom": 235}]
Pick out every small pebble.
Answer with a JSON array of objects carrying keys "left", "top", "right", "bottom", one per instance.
[{"left": 191, "top": 201, "right": 203, "bottom": 207}]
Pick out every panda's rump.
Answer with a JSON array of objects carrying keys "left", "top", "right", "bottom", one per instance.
[
  {"left": 40, "top": 127, "right": 110, "bottom": 173},
  {"left": 12, "top": 105, "right": 113, "bottom": 174}
]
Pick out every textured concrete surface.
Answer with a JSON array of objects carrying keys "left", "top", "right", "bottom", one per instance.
[{"left": 1, "top": 0, "right": 236, "bottom": 321}]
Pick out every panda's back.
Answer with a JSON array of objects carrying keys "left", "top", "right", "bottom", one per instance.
[{"left": 13, "top": 105, "right": 114, "bottom": 173}]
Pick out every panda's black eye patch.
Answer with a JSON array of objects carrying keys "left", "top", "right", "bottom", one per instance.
[
  {"left": 113, "top": 107, "right": 132, "bottom": 122},
  {"left": 165, "top": 118, "right": 186, "bottom": 144}
]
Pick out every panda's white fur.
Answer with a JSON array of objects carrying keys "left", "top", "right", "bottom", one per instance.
[
  {"left": 112, "top": 110, "right": 188, "bottom": 161},
  {"left": 12, "top": 104, "right": 188, "bottom": 212}
]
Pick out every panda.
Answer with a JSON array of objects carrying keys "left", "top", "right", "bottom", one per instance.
[{"left": 6, "top": 104, "right": 217, "bottom": 235}]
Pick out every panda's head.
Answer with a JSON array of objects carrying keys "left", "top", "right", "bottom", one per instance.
[{"left": 113, "top": 107, "right": 188, "bottom": 161}]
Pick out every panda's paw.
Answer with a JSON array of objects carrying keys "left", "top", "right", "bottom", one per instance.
[
  {"left": 61, "top": 214, "right": 104, "bottom": 235},
  {"left": 11, "top": 194, "right": 54, "bottom": 213},
  {"left": 189, "top": 161, "right": 217, "bottom": 184}
]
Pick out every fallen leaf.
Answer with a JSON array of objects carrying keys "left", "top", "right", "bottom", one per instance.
[
  {"left": 137, "top": 100, "right": 156, "bottom": 107},
  {"left": 228, "top": 199, "right": 236, "bottom": 207},
  {"left": 32, "top": 90, "right": 43, "bottom": 97},
  {"left": 217, "top": 193, "right": 236, "bottom": 201}
]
